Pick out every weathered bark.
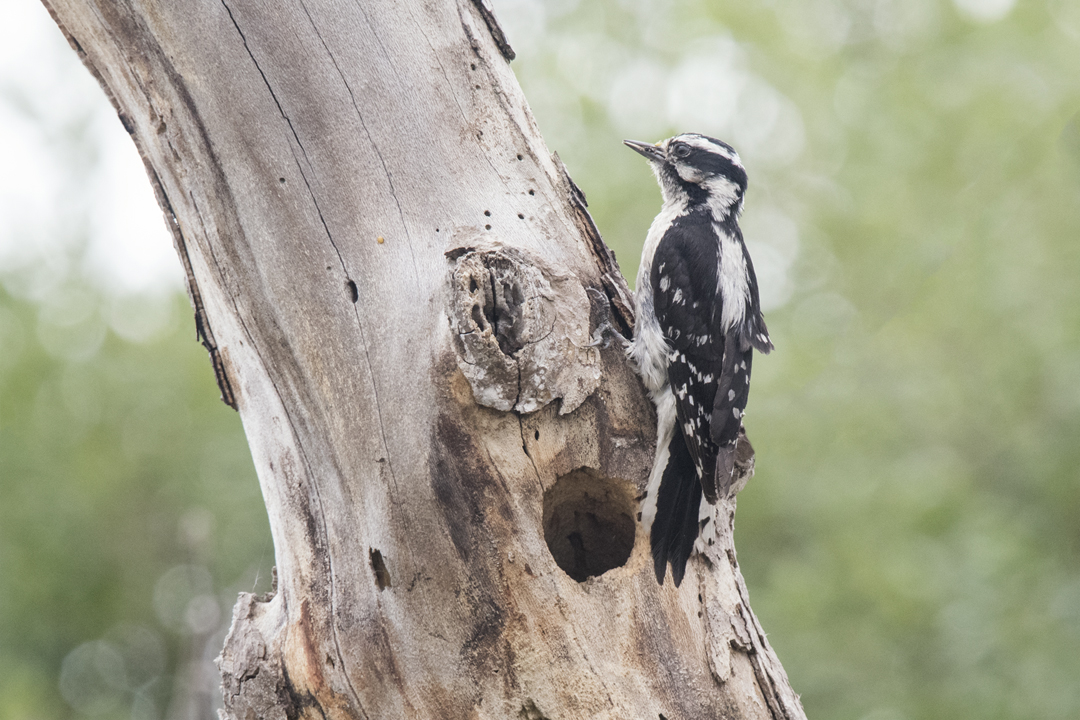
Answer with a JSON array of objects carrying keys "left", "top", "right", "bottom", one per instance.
[{"left": 41, "top": 1, "right": 806, "bottom": 718}]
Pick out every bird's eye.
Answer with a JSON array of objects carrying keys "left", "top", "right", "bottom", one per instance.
[{"left": 671, "top": 143, "right": 691, "bottom": 159}]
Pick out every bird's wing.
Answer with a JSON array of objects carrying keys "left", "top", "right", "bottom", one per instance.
[
  {"left": 740, "top": 238, "right": 774, "bottom": 354},
  {"left": 710, "top": 338, "right": 752, "bottom": 500},
  {"left": 709, "top": 230, "right": 765, "bottom": 500}
]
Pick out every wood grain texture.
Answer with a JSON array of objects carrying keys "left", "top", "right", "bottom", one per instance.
[{"left": 40, "top": 1, "right": 806, "bottom": 717}]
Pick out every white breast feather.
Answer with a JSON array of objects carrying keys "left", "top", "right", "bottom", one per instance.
[{"left": 629, "top": 195, "right": 688, "bottom": 394}]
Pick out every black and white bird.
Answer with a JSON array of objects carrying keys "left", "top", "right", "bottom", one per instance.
[{"left": 625, "top": 133, "right": 773, "bottom": 587}]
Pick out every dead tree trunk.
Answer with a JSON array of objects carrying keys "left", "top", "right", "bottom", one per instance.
[{"left": 42, "top": 1, "right": 806, "bottom": 718}]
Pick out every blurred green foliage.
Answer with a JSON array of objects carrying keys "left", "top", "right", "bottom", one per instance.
[
  {"left": 2, "top": 0, "right": 1080, "bottom": 718},
  {"left": 0, "top": 287, "right": 271, "bottom": 720}
]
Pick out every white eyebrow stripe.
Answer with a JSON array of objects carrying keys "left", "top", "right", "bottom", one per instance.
[{"left": 677, "top": 134, "right": 742, "bottom": 167}]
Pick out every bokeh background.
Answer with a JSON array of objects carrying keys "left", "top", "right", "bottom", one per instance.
[{"left": 2, "top": 0, "right": 1079, "bottom": 718}]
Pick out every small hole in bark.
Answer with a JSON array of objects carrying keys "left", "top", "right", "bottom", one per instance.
[
  {"left": 517, "top": 154, "right": 523, "bottom": 160},
  {"left": 485, "top": 224, "right": 492, "bottom": 230},
  {"left": 471, "top": 63, "right": 477, "bottom": 70},
  {"left": 469, "top": 277, "right": 479, "bottom": 293},
  {"left": 346, "top": 279, "right": 358, "bottom": 303},
  {"left": 370, "top": 548, "right": 392, "bottom": 590},
  {"left": 518, "top": 213, "right": 525, "bottom": 219},
  {"left": 534, "top": 429, "right": 539, "bottom": 440},
  {"left": 528, "top": 189, "right": 535, "bottom": 196},
  {"left": 278, "top": 177, "right": 286, "bottom": 184},
  {"left": 484, "top": 210, "right": 491, "bottom": 216},
  {"left": 543, "top": 468, "right": 636, "bottom": 582}
]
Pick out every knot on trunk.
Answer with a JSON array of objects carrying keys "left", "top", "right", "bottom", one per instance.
[{"left": 447, "top": 245, "right": 601, "bottom": 415}]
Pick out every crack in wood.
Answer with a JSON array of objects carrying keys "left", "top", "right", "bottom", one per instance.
[
  {"left": 223, "top": 0, "right": 358, "bottom": 294},
  {"left": 468, "top": 0, "right": 516, "bottom": 62},
  {"left": 303, "top": 1, "right": 421, "bottom": 287},
  {"left": 517, "top": 416, "right": 545, "bottom": 494},
  {"left": 179, "top": 189, "right": 237, "bottom": 409}
]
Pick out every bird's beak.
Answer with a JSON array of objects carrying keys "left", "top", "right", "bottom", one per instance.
[{"left": 624, "top": 139, "right": 665, "bottom": 162}]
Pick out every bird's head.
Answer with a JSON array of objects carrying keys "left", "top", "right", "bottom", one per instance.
[{"left": 624, "top": 133, "right": 747, "bottom": 216}]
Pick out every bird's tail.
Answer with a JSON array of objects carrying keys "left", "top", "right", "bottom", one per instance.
[{"left": 650, "top": 431, "right": 704, "bottom": 587}]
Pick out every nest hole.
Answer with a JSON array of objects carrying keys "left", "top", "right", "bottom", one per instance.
[{"left": 542, "top": 468, "right": 636, "bottom": 582}]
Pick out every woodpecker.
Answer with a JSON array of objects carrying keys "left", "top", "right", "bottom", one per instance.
[{"left": 625, "top": 133, "right": 773, "bottom": 587}]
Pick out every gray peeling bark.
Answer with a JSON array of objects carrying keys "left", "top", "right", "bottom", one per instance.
[{"left": 42, "top": 1, "right": 806, "bottom": 718}]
